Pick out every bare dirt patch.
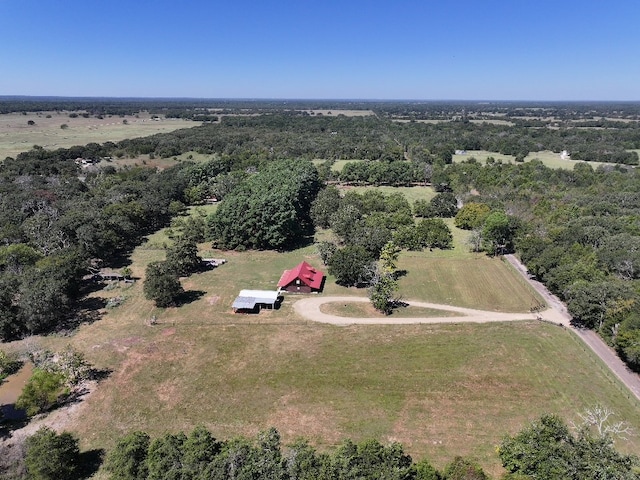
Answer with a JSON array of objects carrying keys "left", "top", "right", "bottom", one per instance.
[
  {"left": 110, "top": 336, "right": 143, "bottom": 352},
  {"left": 265, "top": 393, "right": 343, "bottom": 446},
  {"left": 155, "top": 379, "right": 183, "bottom": 409}
]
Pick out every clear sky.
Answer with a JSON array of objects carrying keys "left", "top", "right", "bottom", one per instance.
[{"left": 0, "top": 0, "right": 638, "bottom": 100}]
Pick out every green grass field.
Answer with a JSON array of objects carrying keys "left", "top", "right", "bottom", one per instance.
[
  {"left": 320, "top": 301, "right": 459, "bottom": 318},
  {"left": 8, "top": 188, "right": 640, "bottom": 477},
  {"left": 338, "top": 184, "right": 437, "bottom": 204},
  {"left": 453, "top": 150, "right": 612, "bottom": 170},
  {"left": 0, "top": 111, "right": 197, "bottom": 161}
]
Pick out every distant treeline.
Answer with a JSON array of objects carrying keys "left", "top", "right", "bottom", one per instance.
[
  {"left": 7, "top": 113, "right": 637, "bottom": 165},
  {"left": 2, "top": 96, "right": 640, "bottom": 120}
]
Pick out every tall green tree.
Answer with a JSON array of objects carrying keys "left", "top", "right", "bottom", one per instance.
[
  {"left": 165, "top": 235, "right": 202, "bottom": 277},
  {"left": 442, "top": 457, "right": 488, "bottom": 480},
  {"left": 499, "top": 414, "right": 639, "bottom": 480},
  {"left": 147, "top": 433, "right": 187, "bottom": 480},
  {"left": 311, "top": 185, "right": 342, "bottom": 229},
  {"left": 379, "top": 241, "right": 402, "bottom": 274},
  {"left": 482, "top": 211, "right": 517, "bottom": 255},
  {"left": 368, "top": 272, "right": 398, "bottom": 315},
  {"left": 208, "top": 160, "right": 320, "bottom": 250},
  {"left": 16, "top": 368, "right": 68, "bottom": 416},
  {"left": 328, "top": 245, "right": 375, "bottom": 287},
  {"left": 454, "top": 203, "right": 490, "bottom": 230},
  {"left": 24, "top": 427, "right": 80, "bottom": 480},
  {"left": 104, "top": 431, "right": 150, "bottom": 480},
  {"left": 143, "top": 262, "right": 184, "bottom": 308},
  {"left": 429, "top": 192, "right": 458, "bottom": 218},
  {"left": 182, "top": 426, "right": 222, "bottom": 480}
]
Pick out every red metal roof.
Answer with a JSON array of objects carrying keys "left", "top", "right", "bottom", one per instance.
[{"left": 277, "top": 261, "right": 325, "bottom": 290}]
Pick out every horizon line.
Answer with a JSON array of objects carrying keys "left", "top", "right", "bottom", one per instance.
[{"left": 1, "top": 95, "right": 639, "bottom": 104}]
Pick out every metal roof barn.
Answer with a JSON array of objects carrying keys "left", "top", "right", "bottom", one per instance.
[{"left": 232, "top": 289, "right": 280, "bottom": 312}]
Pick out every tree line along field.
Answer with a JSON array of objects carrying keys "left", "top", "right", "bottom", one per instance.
[{"left": 15, "top": 204, "right": 639, "bottom": 477}]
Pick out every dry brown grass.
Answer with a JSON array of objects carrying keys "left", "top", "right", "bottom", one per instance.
[{"left": 0, "top": 111, "right": 196, "bottom": 160}]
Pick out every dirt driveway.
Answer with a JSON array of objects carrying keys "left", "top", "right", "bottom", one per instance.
[
  {"left": 293, "top": 295, "right": 568, "bottom": 326},
  {"left": 504, "top": 255, "right": 640, "bottom": 402},
  {"left": 293, "top": 257, "right": 640, "bottom": 402}
]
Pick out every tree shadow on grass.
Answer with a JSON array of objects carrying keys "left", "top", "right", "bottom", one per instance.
[
  {"left": 60, "top": 297, "right": 107, "bottom": 333},
  {"left": 77, "top": 448, "right": 105, "bottom": 479},
  {"left": 392, "top": 269, "right": 408, "bottom": 280},
  {"left": 177, "top": 290, "right": 206, "bottom": 306},
  {"left": 0, "top": 406, "right": 30, "bottom": 438}
]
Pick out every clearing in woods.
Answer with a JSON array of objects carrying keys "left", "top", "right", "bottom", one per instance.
[
  {"left": 0, "top": 111, "right": 197, "bottom": 160},
  {"left": 4, "top": 188, "right": 640, "bottom": 477}
]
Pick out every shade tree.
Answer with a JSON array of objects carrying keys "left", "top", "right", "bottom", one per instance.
[
  {"left": 454, "top": 202, "right": 491, "bottom": 230},
  {"left": 499, "top": 414, "right": 639, "bottom": 479},
  {"left": 143, "top": 262, "right": 184, "bottom": 308},
  {"left": 207, "top": 159, "right": 321, "bottom": 250},
  {"left": 24, "top": 427, "right": 80, "bottom": 480},
  {"left": 328, "top": 245, "right": 376, "bottom": 287}
]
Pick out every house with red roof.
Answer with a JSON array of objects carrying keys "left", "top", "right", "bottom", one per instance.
[{"left": 277, "top": 261, "right": 325, "bottom": 293}]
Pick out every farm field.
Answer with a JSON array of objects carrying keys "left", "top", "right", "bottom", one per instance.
[
  {"left": 453, "top": 149, "right": 613, "bottom": 170},
  {"left": 338, "top": 184, "right": 437, "bottom": 204},
  {"left": 0, "top": 111, "right": 197, "bottom": 160},
  {"left": 315, "top": 149, "right": 622, "bottom": 176},
  {"left": 304, "top": 109, "right": 374, "bottom": 117},
  {"left": 10, "top": 207, "right": 638, "bottom": 477}
]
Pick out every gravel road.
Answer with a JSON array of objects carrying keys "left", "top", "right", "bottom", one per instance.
[{"left": 294, "top": 255, "right": 640, "bottom": 402}]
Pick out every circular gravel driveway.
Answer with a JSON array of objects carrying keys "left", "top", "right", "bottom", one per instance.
[{"left": 293, "top": 295, "right": 569, "bottom": 326}]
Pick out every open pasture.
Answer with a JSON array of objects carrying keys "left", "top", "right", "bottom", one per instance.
[
  {"left": 338, "top": 184, "right": 437, "bottom": 204},
  {"left": 62, "top": 240, "right": 640, "bottom": 475},
  {"left": 453, "top": 149, "right": 613, "bottom": 170},
  {"left": 9, "top": 185, "right": 639, "bottom": 477},
  {"left": 319, "top": 301, "right": 459, "bottom": 318},
  {"left": 304, "top": 109, "right": 374, "bottom": 117},
  {"left": 0, "top": 111, "right": 197, "bottom": 160}
]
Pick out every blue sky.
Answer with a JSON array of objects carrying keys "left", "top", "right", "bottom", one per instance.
[{"left": 0, "top": 0, "right": 638, "bottom": 100}]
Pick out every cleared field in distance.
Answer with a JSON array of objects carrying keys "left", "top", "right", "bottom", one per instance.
[
  {"left": 0, "top": 111, "right": 197, "bottom": 160},
  {"left": 453, "top": 150, "right": 613, "bottom": 170},
  {"left": 338, "top": 184, "right": 437, "bottom": 204},
  {"left": 315, "top": 150, "right": 622, "bottom": 176},
  {"left": 304, "top": 109, "right": 374, "bottom": 117}
]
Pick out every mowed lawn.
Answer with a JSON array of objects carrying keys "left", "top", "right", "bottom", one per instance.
[{"left": 42, "top": 221, "right": 640, "bottom": 477}]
